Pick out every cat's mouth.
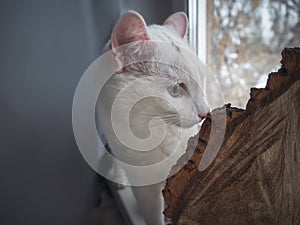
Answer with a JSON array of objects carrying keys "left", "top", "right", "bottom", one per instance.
[{"left": 198, "top": 112, "right": 209, "bottom": 120}]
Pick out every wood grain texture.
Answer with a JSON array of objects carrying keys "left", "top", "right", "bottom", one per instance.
[{"left": 163, "top": 48, "right": 300, "bottom": 225}]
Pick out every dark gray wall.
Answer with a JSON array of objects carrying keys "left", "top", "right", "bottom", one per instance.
[
  {"left": 120, "top": 0, "right": 173, "bottom": 24},
  {"left": 121, "top": 0, "right": 187, "bottom": 24},
  {"left": 0, "top": 1, "right": 119, "bottom": 225},
  {"left": 0, "top": 0, "right": 180, "bottom": 225}
]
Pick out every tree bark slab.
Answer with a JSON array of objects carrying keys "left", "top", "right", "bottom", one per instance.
[{"left": 163, "top": 48, "right": 300, "bottom": 225}]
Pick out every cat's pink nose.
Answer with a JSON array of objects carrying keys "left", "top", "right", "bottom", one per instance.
[{"left": 198, "top": 113, "right": 208, "bottom": 120}]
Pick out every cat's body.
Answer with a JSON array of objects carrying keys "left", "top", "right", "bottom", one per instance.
[{"left": 96, "top": 11, "right": 210, "bottom": 225}]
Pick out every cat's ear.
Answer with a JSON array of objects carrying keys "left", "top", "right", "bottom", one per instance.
[
  {"left": 163, "top": 12, "right": 188, "bottom": 39},
  {"left": 110, "top": 11, "right": 150, "bottom": 49}
]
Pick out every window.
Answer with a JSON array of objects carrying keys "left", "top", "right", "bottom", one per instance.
[{"left": 188, "top": 0, "right": 300, "bottom": 107}]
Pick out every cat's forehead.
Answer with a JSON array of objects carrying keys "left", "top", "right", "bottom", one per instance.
[
  {"left": 147, "top": 25, "right": 189, "bottom": 49},
  {"left": 153, "top": 62, "right": 201, "bottom": 87},
  {"left": 120, "top": 24, "right": 205, "bottom": 86}
]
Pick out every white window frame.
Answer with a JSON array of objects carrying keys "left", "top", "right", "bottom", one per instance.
[{"left": 188, "top": 0, "right": 207, "bottom": 63}]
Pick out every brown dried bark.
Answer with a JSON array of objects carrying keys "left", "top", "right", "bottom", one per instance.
[{"left": 163, "top": 48, "right": 300, "bottom": 225}]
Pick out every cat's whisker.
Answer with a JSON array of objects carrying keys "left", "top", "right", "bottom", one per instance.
[
  {"left": 161, "top": 114, "right": 179, "bottom": 118},
  {"left": 133, "top": 111, "right": 178, "bottom": 118},
  {"left": 148, "top": 117, "right": 178, "bottom": 127},
  {"left": 172, "top": 120, "right": 183, "bottom": 127},
  {"left": 150, "top": 118, "right": 171, "bottom": 127},
  {"left": 135, "top": 114, "right": 180, "bottom": 122}
]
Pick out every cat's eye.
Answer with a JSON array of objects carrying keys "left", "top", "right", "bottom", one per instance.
[{"left": 167, "top": 83, "right": 184, "bottom": 97}]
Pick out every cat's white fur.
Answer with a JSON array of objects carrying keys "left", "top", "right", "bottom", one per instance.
[{"left": 97, "top": 11, "right": 210, "bottom": 225}]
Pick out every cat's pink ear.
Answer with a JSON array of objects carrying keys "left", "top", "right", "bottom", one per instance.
[
  {"left": 110, "top": 11, "right": 150, "bottom": 49},
  {"left": 163, "top": 12, "right": 188, "bottom": 38}
]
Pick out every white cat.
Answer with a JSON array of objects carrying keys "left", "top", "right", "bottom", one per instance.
[{"left": 96, "top": 11, "right": 210, "bottom": 225}]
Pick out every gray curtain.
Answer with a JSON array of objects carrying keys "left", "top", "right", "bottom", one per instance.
[{"left": 0, "top": 1, "right": 119, "bottom": 225}]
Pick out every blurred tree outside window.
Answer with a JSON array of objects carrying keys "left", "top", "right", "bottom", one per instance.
[{"left": 190, "top": 0, "right": 300, "bottom": 108}]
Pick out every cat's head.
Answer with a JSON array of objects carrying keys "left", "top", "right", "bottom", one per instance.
[{"left": 108, "top": 11, "right": 210, "bottom": 128}]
